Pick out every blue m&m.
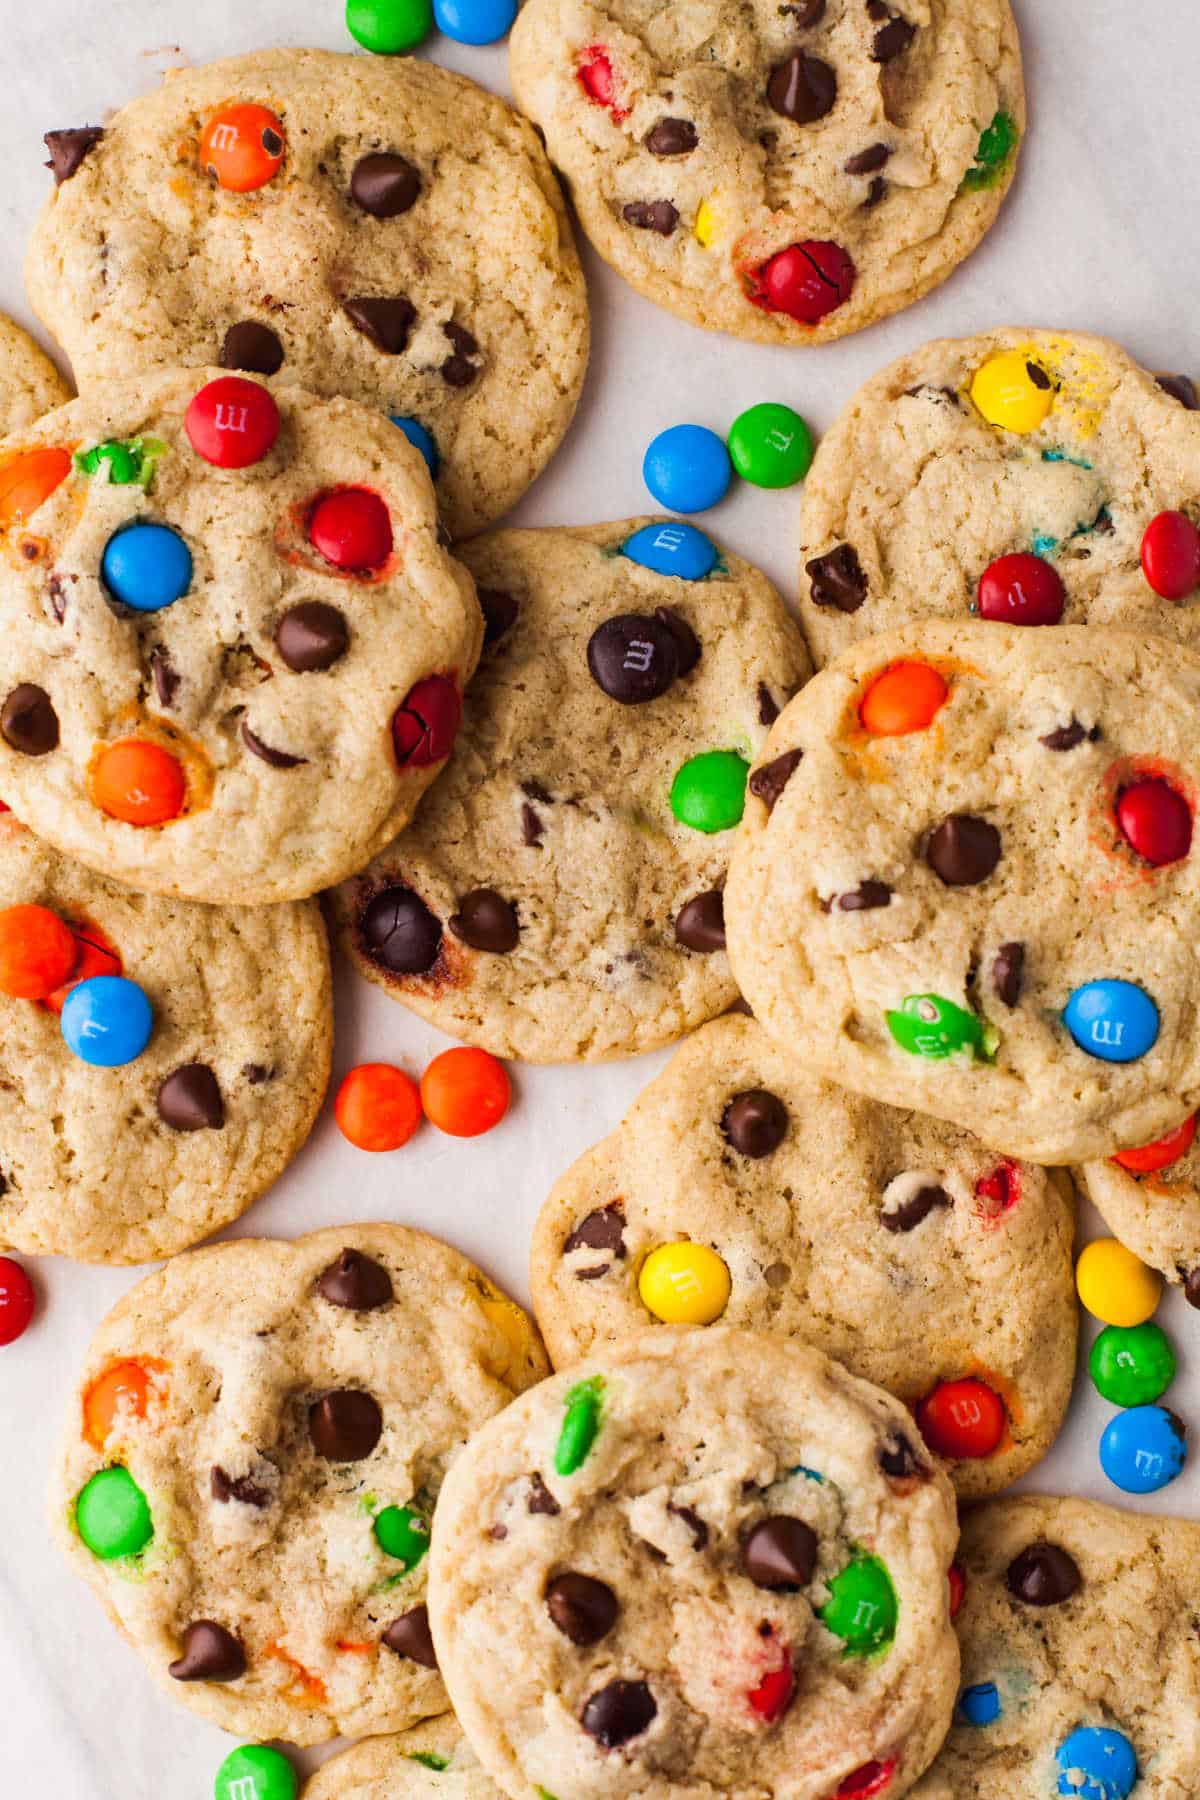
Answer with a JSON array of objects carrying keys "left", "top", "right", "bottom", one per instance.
[
  {"left": 433, "top": 0, "right": 517, "bottom": 41},
  {"left": 957, "top": 1681, "right": 1001, "bottom": 1726},
  {"left": 1063, "top": 980, "right": 1159, "bottom": 1063},
  {"left": 621, "top": 523, "right": 718, "bottom": 582},
  {"left": 643, "top": 425, "right": 733, "bottom": 515},
  {"left": 1055, "top": 1726, "right": 1137, "bottom": 1800},
  {"left": 391, "top": 416, "right": 439, "bottom": 477},
  {"left": 101, "top": 523, "right": 193, "bottom": 613},
  {"left": 1099, "top": 1404, "right": 1187, "bottom": 1494},
  {"left": 60, "top": 975, "right": 153, "bottom": 1067}
]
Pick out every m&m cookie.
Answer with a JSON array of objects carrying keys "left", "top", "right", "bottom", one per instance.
[
  {"left": 330, "top": 520, "right": 808, "bottom": 1061},
  {"left": 510, "top": 0, "right": 1023, "bottom": 344},
  {"left": 52, "top": 1225, "right": 547, "bottom": 1742},
  {"left": 726, "top": 625, "right": 1200, "bottom": 1164},
  {"left": 799, "top": 329, "right": 1200, "bottom": 665},
  {"left": 0, "top": 311, "right": 69, "bottom": 439},
  {"left": 27, "top": 50, "right": 589, "bottom": 537},
  {"left": 531, "top": 1015, "right": 1077, "bottom": 1497},
  {"left": 1077, "top": 1116, "right": 1200, "bottom": 1305},
  {"left": 429, "top": 1328, "right": 959, "bottom": 1800},
  {"left": 303, "top": 1718, "right": 498, "bottom": 1799},
  {"left": 0, "top": 369, "right": 481, "bottom": 903}
]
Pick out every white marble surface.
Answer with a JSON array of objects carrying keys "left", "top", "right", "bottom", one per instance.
[{"left": 1, "top": 1, "right": 1198, "bottom": 1794}]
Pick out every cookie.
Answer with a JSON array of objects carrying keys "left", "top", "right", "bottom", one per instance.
[
  {"left": 726, "top": 624, "right": 1200, "bottom": 1164},
  {"left": 1076, "top": 1116, "right": 1200, "bottom": 1303},
  {"left": 429, "top": 1327, "right": 959, "bottom": 1799},
  {"left": 531, "top": 1014, "right": 1076, "bottom": 1497},
  {"left": 509, "top": 0, "right": 1023, "bottom": 344},
  {"left": 911, "top": 1496, "right": 1200, "bottom": 1799},
  {"left": 329, "top": 519, "right": 810, "bottom": 1062},
  {"left": 27, "top": 49, "right": 589, "bottom": 539},
  {"left": 305, "top": 1718, "right": 499, "bottom": 1800},
  {"left": 798, "top": 329, "right": 1200, "bottom": 666},
  {"left": 52, "top": 1224, "right": 548, "bottom": 1744},
  {"left": 0, "top": 813, "right": 330, "bottom": 1263},
  {"left": 0, "top": 367, "right": 482, "bottom": 904},
  {"left": 0, "top": 312, "right": 69, "bottom": 438}
]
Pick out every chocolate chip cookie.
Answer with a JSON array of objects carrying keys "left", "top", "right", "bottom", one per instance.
[
  {"left": 0, "top": 312, "right": 68, "bottom": 438},
  {"left": 52, "top": 1224, "right": 548, "bottom": 1743},
  {"left": 330, "top": 519, "right": 809, "bottom": 1062},
  {"left": 510, "top": 0, "right": 1023, "bottom": 343},
  {"left": 27, "top": 48, "right": 589, "bottom": 538},
  {"left": 305, "top": 1718, "right": 499, "bottom": 1799}
]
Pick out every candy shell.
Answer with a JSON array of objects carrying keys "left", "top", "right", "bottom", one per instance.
[
  {"left": 620, "top": 522, "right": 718, "bottom": 581},
  {"left": 1075, "top": 1238, "right": 1162, "bottom": 1327},
  {"left": 434, "top": 0, "right": 518, "bottom": 43},
  {"left": 958, "top": 1681, "right": 1001, "bottom": 1726},
  {"left": 728, "top": 403, "right": 814, "bottom": 489},
  {"left": 60, "top": 974, "right": 153, "bottom": 1067},
  {"left": 1088, "top": 1323, "right": 1176, "bottom": 1408},
  {"left": 643, "top": 425, "right": 732, "bottom": 514},
  {"left": 1063, "top": 981, "right": 1159, "bottom": 1063},
  {"left": 75, "top": 1465, "right": 153, "bottom": 1560},
  {"left": 1099, "top": 1404, "right": 1187, "bottom": 1494},
  {"left": 391, "top": 415, "right": 439, "bottom": 476},
  {"left": 101, "top": 522, "right": 192, "bottom": 613},
  {"left": 1054, "top": 1726, "right": 1137, "bottom": 1800}
]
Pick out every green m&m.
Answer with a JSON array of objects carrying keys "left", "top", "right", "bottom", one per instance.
[
  {"left": 728, "top": 404, "right": 814, "bottom": 489},
  {"left": 1089, "top": 1322, "right": 1177, "bottom": 1407},
  {"left": 670, "top": 751, "right": 750, "bottom": 834},
  {"left": 886, "top": 993, "right": 988, "bottom": 1061},
  {"left": 819, "top": 1553, "right": 897, "bottom": 1655},
  {"left": 961, "top": 110, "right": 1019, "bottom": 192},
  {"left": 374, "top": 1503, "right": 431, "bottom": 1568},
  {"left": 75, "top": 1465, "right": 153, "bottom": 1560},
  {"left": 214, "top": 1744, "right": 297, "bottom": 1800},
  {"left": 346, "top": 0, "right": 433, "bottom": 52},
  {"left": 555, "top": 1375, "right": 604, "bottom": 1476},
  {"left": 75, "top": 437, "right": 165, "bottom": 490}
]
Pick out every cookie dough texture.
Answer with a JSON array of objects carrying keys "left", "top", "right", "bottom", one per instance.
[
  {"left": 430, "top": 1328, "right": 959, "bottom": 1799},
  {"left": 0, "top": 313, "right": 69, "bottom": 437},
  {"left": 0, "top": 368, "right": 482, "bottom": 904},
  {"left": 532, "top": 1015, "right": 1076, "bottom": 1496},
  {"left": 0, "top": 816, "right": 330, "bottom": 1263},
  {"left": 305, "top": 1718, "right": 500, "bottom": 1799},
  {"left": 330, "top": 520, "right": 810, "bottom": 1062},
  {"left": 1077, "top": 1148, "right": 1200, "bottom": 1294},
  {"left": 726, "top": 625, "right": 1200, "bottom": 1164},
  {"left": 911, "top": 1496, "right": 1200, "bottom": 1799},
  {"left": 53, "top": 1224, "right": 549, "bottom": 1744},
  {"left": 26, "top": 49, "right": 589, "bottom": 538},
  {"left": 510, "top": 0, "right": 1023, "bottom": 343},
  {"left": 799, "top": 328, "right": 1200, "bottom": 664}
]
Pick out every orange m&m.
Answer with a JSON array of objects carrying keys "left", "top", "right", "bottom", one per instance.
[
  {"left": 1113, "top": 1112, "right": 1198, "bottom": 1174},
  {"left": 859, "top": 662, "right": 948, "bottom": 737},
  {"left": 335, "top": 1063, "right": 423, "bottom": 1152},
  {"left": 92, "top": 740, "right": 186, "bottom": 826},
  {"left": 0, "top": 903, "right": 76, "bottom": 999},
  {"left": 83, "top": 1357, "right": 166, "bottom": 1450},
  {"left": 420, "top": 1046, "right": 511, "bottom": 1138},
  {"left": 200, "top": 103, "right": 285, "bottom": 193},
  {"left": 916, "top": 1376, "right": 1006, "bottom": 1460},
  {"left": 0, "top": 446, "right": 72, "bottom": 529}
]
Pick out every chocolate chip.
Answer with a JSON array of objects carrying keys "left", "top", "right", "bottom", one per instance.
[
  {"left": 1, "top": 684, "right": 58, "bottom": 755},
  {"left": 242, "top": 1063, "right": 272, "bottom": 1085},
  {"left": 442, "top": 321, "right": 480, "bottom": 387},
  {"left": 992, "top": 942, "right": 1024, "bottom": 1008},
  {"left": 449, "top": 888, "right": 519, "bottom": 953},
  {"left": 581, "top": 1680, "right": 656, "bottom": 1748},
  {"left": 645, "top": 117, "right": 698, "bottom": 156},
  {"left": 528, "top": 1472, "right": 561, "bottom": 1515},
  {"left": 261, "top": 127, "right": 283, "bottom": 158},
  {"left": 317, "top": 1248, "right": 393, "bottom": 1311},
  {"left": 742, "top": 1516, "right": 817, "bottom": 1589},
  {"left": 1040, "top": 717, "right": 1094, "bottom": 750},
  {"left": 1157, "top": 373, "right": 1199, "bottom": 410},
  {"left": 878, "top": 1434, "right": 928, "bottom": 1480},
  {"left": 757, "top": 684, "right": 780, "bottom": 726},
  {"left": 862, "top": 176, "right": 888, "bottom": 207},
  {"left": 276, "top": 601, "right": 349, "bottom": 673},
  {"left": 308, "top": 1390, "right": 382, "bottom": 1461},
  {"left": 343, "top": 296, "right": 416, "bottom": 354},
  {"left": 668, "top": 1504, "right": 709, "bottom": 1550},
  {"left": 521, "top": 802, "right": 544, "bottom": 847},
  {"left": 722, "top": 1089, "right": 788, "bottom": 1158},
  {"left": 880, "top": 1184, "right": 951, "bottom": 1232},
  {"left": 749, "top": 749, "right": 802, "bottom": 813},
  {"left": 837, "top": 880, "right": 892, "bottom": 911},
  {"left": 675, "top": 890, "right": 726, "bottom": 953},
  {"left": 782, "top": 0, "right": 826, "bottom": 22},
  {"left": 157, "top": 1064, "right": 224, "bottom": 1132},
  {"left": 149, "top": 646, "right": 179, "bottom": 707},
  {"left": 220, "top": 321, "right": 284, "bottom": 375},
  {"left": 1005, "top": 1543, "right": 1082, "bottom": 1606},
  {"left": 845, "top": 142, "right": 892, "bottom": 175},
  {"left": 655, "top": 606, "right": 701, "bottom": 675},
  {"left": 767, "top": 52, "right": 837, "bottom": 124},
  {"left": 361, "top": 886, "right": 442, "bottom": 975},
  {"left": 44, "top": 126, "right": 103, "bottom": 184},
  {"left": 565, "top": 1203, "right": 626, "bottom": 1258},
  {"left": 350, "top": 151, "right": 422, "bottom": 218},
  {"left": 588, "top": 613, "right": 682, "bottom": 704},
  {"left": 241, "top": 721, "right": 307, "bottom": 768},
  {"left": 479, "top": 586, "right": 519, "bottom": 648},
  {"left": 925, "top": 814, "right": 1001, "bottom": 886},
  {"left": 872, "top": 15, "right": 915, "bottom": 60},
  {"left": 523, "top": 778, "right": 552, "bottom": 805},
  {"left": 168, "top": 1621, "right": 245, "bottom": 1682},
  {"left": 382, "top": 1604, "right": 438, "bottom": 1667},
  {"left": 546, "top": 1573, "right": 619, "bottom": 1645},
  {"left": 211, "top": 1466, "right": 270, "bottom": 1508},
  {"left": 807, "top": 544, "right": 866, "bottom": 612},
  {"left": 48, "top": 574, "right": 70, "bottom": 622},
  {"left": 1027, "top": 361, "right": 1053, "bottom": 391},
  {"left": 622, "top": 200, "right": 679, "bottom": 235},
  {"left": 1183, "top": 1268, "right": 1200, "bottom": 1309}
]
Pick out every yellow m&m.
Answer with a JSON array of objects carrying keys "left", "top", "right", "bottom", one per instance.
[
  {"left": 970, "top": 351, "right": 1055, "bottom": 434},
  {"left": 1075, "top": 1238, "right": 1162, "bottom": 1327},
  {"left": 694, "top": 198, "right": 719, "bottom": 247},
  {"left": 638, "top": 1242, "right": 731, "bottom": 1325}
]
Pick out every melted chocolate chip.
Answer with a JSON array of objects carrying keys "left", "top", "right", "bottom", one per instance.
[
  {"left": 243, "top": 1063, "right": 273, "bottom": 1085},
  {"left": 48, "top": 574, "right": 70, "bottom": 622},
  {"left": 807, "top": 544, "right": 866, "bottom": 612},
  {"left": 1005, "top": 1543, "right": 1082, "bottom": 1606},
  {"left": 350, "top": 151, "right": 422, "bottom": 217},
  {"left": 168, "top": 1621, "right": 245, "bottom": 1682},
  {"left": 862, "top": 175, "right": 888, "bottom": 207},
  {"left": 442, "top": 321, "right": 480, "bottom": 387},
  {"left": 565, "top": 1203, "right": 626, "bottom": 1258},
  {"left": 645, "top": 117, "right": 698, "bottom": 156},
  {"left": 276, "top": 601, "right": 348, "bottom": 672},
  {"left": 668, "top": 1503, "right": 709, "bottom": 1550},
  {"left": 655, "top": 606, "right": 701, "bottom": 675},
  {"left": 149, "top": 645, "right": 179, "bottom": 707},
  {"left": 1040, "top": 717, "right": 1099, "bottom": 751},
  {"left": 211, "top": 1466, "right": 270, "bottom": 1508},
  {"left": 1183, "top": 1267, "right": 1200, "bottom": 1309},
  {"left": 449, "top": 888, "right": 520, "bottom": 953},
  {"left": 749, "top": 749, "right": 802, "bottom": 813},
  {"left": 361, "top": 886, "right": 442, "bottom": 975},
  {"left": 872, "top": 14, "right": 916, "bottom": 60},
  {"left": 767, "top": 52, "right": 837, "bottom": 123},
  {"left": 1157, "top": 373, "right": 1199, "bottom": 410},
  {"left": 992, "top": 942, "right": 1025, "bottom": 1007},
  {"left": 837, "top": 880, "right": 892, "bottom": 911},
  {"left": 1, "top": 684, "right": 58, "bottom": 755},
  {"left": 241, "top": 721, "right": 307, "bottom": 768},
  {"left": 880, "top": 1183, "right": 951, "bottom": 1232},
  {"left": 528, "top": 1472, "right": 561, "bottom": 1515},
  {"left": 925, "top": 814, "right": 1001, "bottom": 886},
  {"left": 308, "top": 1390, "right": 382, "bottom": 1461},
  {"left": 343, "top": 296, "right": 416, "bottom": 354},
  {"left": 383, "top": 1604, "right": 438, "bottom": 1666},
  {"left": 1027, "top": 361, "right": 1053, "bottom": 391},
  {"left": 157, "top": 1064, "right": 225, "bottom": 1131},
  {"left": 588, "top": 613, "right": 682, "bottom": 703},
  {"left": 479, "top": 586, "right": 519, "bottom": 648},
  {"left": 623, "top": 199, "right": 679, "bottom": 235},
  {"left": 521, "top": 802, "right": 545, "bottom": 846},
  {"left": 44, "top": 126, "right": 104, "bottom": 184},
  {"left": 220, "top": 320, "right": 284, "bottom": 376},
  {"left": 742, "top": 1516, "right": 818, "bottom": 1589},
  {"left": 581, "top": 1680, "right": 657, "bottom": 1748},
  {"left": 878, "top": 1434, "right": 928, "bottom": 1481},
  {"left": 722, "top": 1089, "right": 788, "bottom": 1158},
  {"left": 757, "top": 683, "right": 780, "bottom": 726},
  {"left": 546, "top": 1573, "right": 619, "bottom": 1645},
  {"left": 317, "top": 1248, "right": 394, "bottom": 1311},
  {"left": 845, "top": 142, "right": 892, "bottom": 175},
  {"left": 675, "top": 889, "right": 726, "bottom": 953}
]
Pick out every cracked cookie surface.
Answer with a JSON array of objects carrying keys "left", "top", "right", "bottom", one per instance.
[{"left": 0, "top": 312, "right": 69, "bottom": 437}]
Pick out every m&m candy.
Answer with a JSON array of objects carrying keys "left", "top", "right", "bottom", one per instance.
[
  {"left": 1112, "top": 1111, "right": 1196, "bottom": 1172},
  {"left": 420, "top": 1046, "right": 511, "bottom": 1137},
  {"left": 1054, "top": 1726, "right": 1137, "bottom": 1800},
  {"left": 1089, "top": 1323, "right": 1176, "bottom": 1408},
  {"left": 0, "top": 904, "right": 76, "bottom": 999},
  {"left": 859, "top": 661, "right": 948, "bottom": 736},
  {"left": 969, "top": 351, "right": 1054, "bottom": 433},
  {"left": 977, "top": 553, "right": 1065, "bottom": 626},
  {"left": 214, "top": 1745, "right": 298, "bottom": 1800},
  {"left": 83, "top": 1358, "right": 163, "bottom": 1449},
  {"left": 374, "top": 1503, "right": 430, "bottom": 1567},
  {"left": 916, "top": 1377, "right": 1006, "bottom": 1459},
  {"left": 835, "top": 1762, "right": 896, "bottom": 1799},
  {"left": 555, "top": 1375, "right": 604, "bottom": 1475},
  {"left": 728, "top": 403, "right": 814, "bottom": 488},
  {"left": 76, "top": 437, "right": 164, "bottom": 490},
  {"left": 91, "top": 740, "right": 187, "bottom": 826},
  {"left": 308, "top": 487, "right": 394, "bottom": 573},
  {"left": 957, "top": 1681, "right": 1001, "bottom": 1726},
  {"left": 185, "top": 377, "right": 280, "bottom": 469},
  {"left": 0, "top": 1256, "right": 35, "bottom": 1346},
  {"left": 747, "top": 241, "right": 855, "bottom": 325},
  {"left": 1140, "top": 510, "right": 1200, "bottom": 600},
  {"left": 200, "top": 104, "right": 285, "bottom": 193},
  {"left": 819, "top": 1554, "right": 896, "bottom": 1653},
  {"left": 747, "top": 1661, "right": 795, "bottom": 1723},
  {"left": 638, "top": 1243, "right": 731, "bottom": 1325},
  {"left": 670, "top": 751, "right": 750, "bottom": 834},
  {"left": 44, "top": 921, "right": 122, "bottom": 1015},
  {"left": 1063, "top": 981, "right": 1159, "bottom": 1063},
  {"left": 335, "top": 1063, "right": 423, "bottom": 1152},
  {"left": 620, "top": 522, "right": 718, "bottom": 581},
  {"left": 885, "top": 995, "right": 986, "bottom": 1062},
  {"left": 1115, "top": 777, "right": 1192, "bottom": 866},
  {"left": 1099, "top": 1405, "right": 1187, "bottom": 1494},
  {"left": 642, "top": 425, "right": 732, "bottom": 515},
  {"left": 577, "top": 46, "right": 624, "bottom": 117},
  {"left": 0, "top": 445, "right": 71, "bottom": 527},
  {"left": 433, "top": 0, "right": 518, "bottom": 43},
  {"left": 101, "top": 522, "right": 193, "bottom": 612},
  {"left": 391, "top": 415, "right": 439, "bottom": 476},
  {"left": 60, "top": 974, "right": 153, "bottom": 1067},
  {"left": 75, "top": 1465, "right": 153, "bottom": 1559},
  {"left": 347, "top": 0, "right": 433, "bottom": 50},
  {"left": 392, "top": 675, "right": 461, "bottom": 768},
  {"left": 1075, "top": 1239, "right": 1162, "bottom": 1327}
]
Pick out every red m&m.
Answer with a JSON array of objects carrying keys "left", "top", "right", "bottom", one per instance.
[
  {"left": 0, "top": 1256, "right": 35, "bottom": 1346},
  {"left": 185, "top": 377, "right": 280, "bottom": 469},
  {"left": 392, "top": 675, "right": 461, "bottom": 768},
  {"left": 1113, "top": 1111, "right": 1197, "bottom": 1173},
  {"left": 577, "top": 46, "right": 627, "bottom": 118},
  {"left": 747, "top": 241, "right": 855, "bottom": 325},
  {"left": 916, "top": 1377, "right": 1006, "bottom": 1460},
  {"left": 1141, "top": 510, "right": 1200, "bottom": 600},
  {"left": 747, "top": 1658, "right": 795, "bottom": 1724},
  {"left": 1115, "top": 777, "right": 1192, "bottom": 866},
  {"left": 948, "top": 1562, "right": 966, "bottom": 1618},
  {"left": 836, "top": 1761, "right": 897, "bottom": 1798},
  {"left": 308, "top": 488, "right": 393, "bottom": 574},
  {"left": 977, "top": 552, "right": 1065, "bottom": 625},
  {"left": 200, "top": 103, "right": 286, "bottom": 193}
]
